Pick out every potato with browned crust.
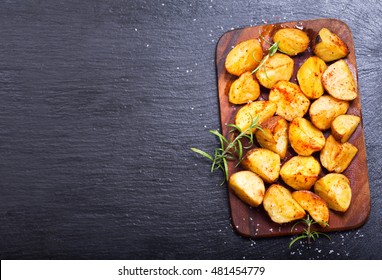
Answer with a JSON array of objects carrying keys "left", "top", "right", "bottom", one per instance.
[
  {"left": 273, "top": 28, "right": 310, "bottom": 56},
  {"left": 314, "top": 173, "right": 352, "bottom": 212},
  {"left": 292, "top": 190, "right": 329, "bottom": 227},
  {"left": 255, "top": 53, "right": 294, "bottom": 89},
  {"left": 269, "top": 80, "right": 310, "bottom": 121},
  {"left": 228, "top": 72, "right": 260, "bottom": 104},
  {"left": 331, "top": 114, "right": 361, "bottom": 143},
  {"left": 263, "top": 184, "right": 306, "bottom": 224},
  {"left": 255, "top": 116, "right": 288, "bottom": 159},
  {"left": 228, "top": 171, "right": 265, "bottom": 207},
  {"left": 313, "top": 28, "right": 349, "bottom": 62},
  {"left": 297, "top": 56, "right": 327, "bottom": 99},
  {"left": 309, "top": 95, "right": 349, "bottom": 131},
  {"left": 280, "top": 156, "right": 321, "bottom": 191},
  {"left": 225, "top": 39, "right": 263, "bottom": 76},
  {"left": 289, "top": 117, "right": 326, "bottom": 156}
]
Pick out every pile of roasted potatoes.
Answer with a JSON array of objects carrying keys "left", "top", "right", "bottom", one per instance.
[{"left": 225, "top": 27, "right": 360, "bottom": 227}]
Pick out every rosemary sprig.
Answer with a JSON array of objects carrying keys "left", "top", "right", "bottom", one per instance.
[
  {"left": 289, "top": 215, "right": 330, "bottom": 249},
  {"left": 251, "top": 33, "right": 280, "bottom": 74},
  {"left": 191, "top": 116, "right": 261, "bottom": 183}
]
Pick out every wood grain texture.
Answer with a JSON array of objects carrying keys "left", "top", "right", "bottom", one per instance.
[{"left": 216, "top": 19, "right": 370, "bottom": 238}]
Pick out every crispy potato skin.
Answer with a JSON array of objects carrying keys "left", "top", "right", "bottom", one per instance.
[
  {"left": 313, "top": 28, "right": 349, "bottom": 62},
  {"left": 225, "top": 39, "right": 263, "bottom": 76},
  {"left": 235, "top": 100, "right": 276, "bottom": 134},
  {"left": 322, "top": 59, "right": 357, "bottom": 101},
  {"left": 320, "top": 135, "right": 358, "bottom": 173},
  {"left": 280, "top": 156, "right": 321, "bottom": 190},
  {"left": 255, "top": 116, "right": 288, "bottom": 159},
  {"left": 263, "top": 184, "right": 306, "bottom": 224},
  {"left": 273, "top": 28, "right": 310, "bottom": 56},
  {"left": 331, "top": 114, "right": 361, "bottom": 143},
  {"left": 228, "top": 72, "right": 260, "bottom": 104},
  {"left": 255, "top": 53, "right": 294, "bottom": 89},
  {"left": 292, "top": 190, "right": 329, "bottom": 227},
  {"left": 314, "top": 173, "right": 352, "bottom": 212},
  {"left": 309, "top": 95, "right": 349, "bottom": 130},
  {"left": 228, "top": 171, "right": 265, "bottom": 207},
  {"left": 297, "top": 56, "right": 327, "bottom": 99},
  {"left": 289, "top": 117, "right": 326, "bottom": 156},
  {"left": 269, "top": 80, "right": 310, "bottom": 121},
  {"left": 241, "top": 148, "right": 280, "bottom": 183}
]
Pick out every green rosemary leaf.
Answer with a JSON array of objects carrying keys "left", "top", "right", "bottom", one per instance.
[
  {"left": 191, "top": 148, "right": 214, "bottom": 161},
  {"left": 289, "top": 235, "right": 307, "bottom": 249}
]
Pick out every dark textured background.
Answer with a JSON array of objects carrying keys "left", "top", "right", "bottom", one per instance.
[{"left": 0, "top": 0, "right": 381, "bottom": 259}]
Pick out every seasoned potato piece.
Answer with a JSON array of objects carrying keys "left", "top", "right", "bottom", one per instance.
[
  {"left": 228, "top": 72, "right": 260, "bottom": 104},
  {"left": 289, "top": 117, "right": 325, "bottom": 156},
  {"left": 314, "top": 173, "right": 352, "bottom": 212},
  {"left": 280, "top": 156, "right": 321, "bottom": 190},
  {"left": 273, "top": 28, "right": 309, "bottom": 56},
  {"left": 309, "top": 95, "right": 349, "bottom": 130},
  {"left": 331, "top": 114, "right": 361, "bottom": 143},
  {"left": 255, "top": 116, "right": 288, "bottom": 159},
  {"left": 320, "top": 135, "right": 358, "bottom": 173},
  {"left": 255, "top": 53, "right": 294, "bottom": 89},
  {"left": 292, "top": 190, "right": 329, "bottom": 227},
  {"left": 297, "top": 56, "right": 327, "bottom": 99},
  {"left": 263, "top": 184, "right": 306, "bottom": 224},
  {"left": 241, "top": 148, "right": 280, "bottom": 183},
  {"left": 313, "top": 28, "right": 349, "bottom": 62},
  {"left": 228, "top": 170, "right": 265, "bottom": 207},
  {"left": 322, "top": 59, "right": 357, "bottom": 101},
  {"left": 235, "top": 100, "right": 276, "bottom": 134},
  {"left": 225, "top": 39, "right": 263, "bottom": 76},
  {"left": 269, "top": 81, "right": 310, "bottom": 121}
]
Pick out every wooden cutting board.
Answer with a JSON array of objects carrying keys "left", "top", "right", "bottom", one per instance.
[{"left": 215, "top": 18, "right": 370, "bottom": 238}]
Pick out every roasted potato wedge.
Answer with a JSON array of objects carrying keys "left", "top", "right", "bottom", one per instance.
[
  {"left": 292, "top": 190, "right": 329, "bottom": 227},
  {"left": 322, "top": 59, "right": 357, "bottom": 101},
  {"left": 255, "top": 116, "right": 288, "bottom": 159},
  {"left": 314, "top": 173, "right": 352, "bottom": 212},
  {"left": 255, "top": 53, "right": 294, "bottom": 89},
  {"left": 263, "top": 184, "right": 306, "bottom": 224},
  {"left": 280, "top": 156, "right": 321, "bottom": 190},
  {"left": 228, "top": 72, "right": 260, "bottom": 104},
  {"left": 331, "top": 114, "right": 361, "bottom": 143},
  {"left": 241, "top": 148, "right": 280, "bottom": 183},
  {"left": 313, "top": 27, "right": 349, "bottom": 62},
  {"left": 225, "top": 39, "right": 263, "bottom": 76},
  {"left": 235, "top": 100, "right": 276, "bottom": 133},
  {"left": 289, "top": 117, "right": 326, "bottom": 156},
  {"left": 320, "top": 135, "right": 358, "bottom": 173},
  {"left": 309, "top": 95, "right": 349, "bottom": 130},
  {"left": 273, "top": 28, "right": 310, "bottom": 56},
  {"left": 297, "top": 56, "right": 327, "bottom": 99},
  {"left": 269, "top": 81, "right": 310, "bottom": 121},
  {"left": 228, "top": 171, "right": 265, "bottom": 207}
]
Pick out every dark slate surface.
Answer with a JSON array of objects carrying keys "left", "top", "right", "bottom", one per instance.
[{"left": 0, "top": 0, "right": 381, "bottom": 260}]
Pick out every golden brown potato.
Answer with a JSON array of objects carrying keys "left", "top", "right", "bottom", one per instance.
[
  {"left": 255, "top": 53, "right": 294, "bottom": 89},
  {"left": 309, "top": 95, "right": 349, "bottom": 130},
  {"left": 255, "top": 116, "right": 288, "bottom": 159},
  {"left": 320, "top": 135, "right": 358, "bottom": 173},
  {"left": 225, "top": 39, "right": 263, "bottom": 76},
  {"left": 280, "top": 156, "right": 321, "bottom": 191},
  {"left": 263, "top": 184, "right": 306, "bottom": 224},
  {"left": 234, "top": 100, "right": 276, "bottom": 134},
  {"left": 269, "top": 81, "right": 310, "bottom": 121},
  {"left": 297, "top": 56, "right": 327, "bottom": 99},
  {"left": 228, "top": 170, "right": 265, "bottom": 207},
  {"left": 331, "top": 114, "right": 361, "bottom": 143},
  {"left": 292, "top": 190, "right": 329, "bottom": 227},
  {"left": 314, "top": 173, "right": 352, "bottom": 212},
  {"left": 313, "top": 28, "right": 349, "bottom": 62},
  {"left": 322, "top": 59, "right": 357, "bottom": 101},
  {"left": 273, "top": 28, "right": 310, "bottom": 56},
  {"left": 241, "top": 148, "right": 280, "bottom": 183},
  {"left": 228, "top": 72, "right": 260, "bottom": 104},
  {"left": 289, "top": 117, "right": 326, "bottom": 156}
]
